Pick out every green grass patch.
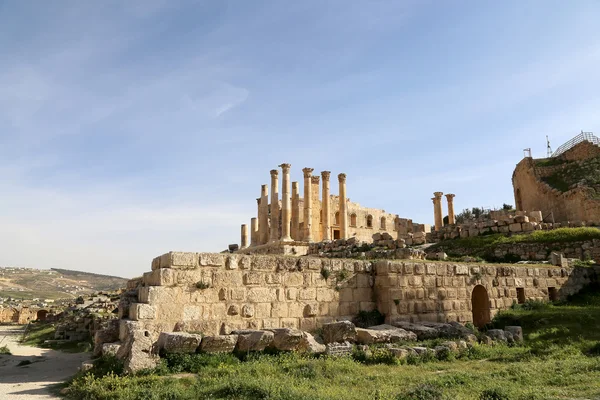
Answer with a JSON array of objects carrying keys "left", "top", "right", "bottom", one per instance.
[
  {"left": 21, "top": 323, "right": 91, "bottom": 353},
  {"left": 429, "top": 227, "right": 600, "bottom": 261}
]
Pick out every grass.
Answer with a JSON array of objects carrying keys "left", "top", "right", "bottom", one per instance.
[
  {"left": 63, "top": 285, "right": 600, "bottom": 400},
  {"left": 429, "top": 227, "right": 600, "bottom": 261},
  {"left": 21, "top": 323, "right": 91, "bottom": 353}
]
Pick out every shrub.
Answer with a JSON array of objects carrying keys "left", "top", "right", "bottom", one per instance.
[
  {"left": 587, "top": 342, "right": 600, "bottom": 356},
  {"left": 195, "top": 281, "right": 210, "bottom": 290},
  {"left": 480, "top": 388, "right": 510, "bottom": 400},
  {"left": 320, "top": 266, "right": 331, "bottom": 280},
  {"left": 435, "top": 347, "right": 455, "bottom": 362},
  {"left": 352, "top": 309, "right": 385, "bottom": 328},
  {"left": 0, "top": 345, "right": 11, "bottom": 355},
  {"left": 396, "top": 383, "right": 446, "bottom": 400}
]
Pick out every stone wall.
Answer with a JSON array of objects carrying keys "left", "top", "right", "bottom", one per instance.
[
  {"left": 123, "top": 252, "right": 596, "bottom": 345},
  {"left": 512, "top": 141, "right": 600, "bottom": 223},
  {"left": 0, "top": 306, "right": 39, "bottom": 324},
  {"left": 375, "top": 261, "right": 594, "bottom": 324}
]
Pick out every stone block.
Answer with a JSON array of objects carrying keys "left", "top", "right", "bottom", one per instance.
[
  {"left": 325, "top": 341, "right": 353, "bottom": 356},
  {"left": 199, "top": 253, "right": 224, "bottom": 267},
  {"left": 509, "top": 223, "right": 522, "bottom": 232},
  {"left": 200, "top": 335, "right": 238, "bottom": 353},
  {"left": 129, "top": 303, "right": 156, "bottom": 321},
  {"left": 247, "top": 288, "right": 277, "bottom": 302},
  {"left": 322, "top": 321, "right": 356, "bottom": 344},
  {"left": 158, "top": 332, "right": 202, "bottom": 354},
  {"left": 298, "top": 288, "right": 317, "bottom": 300}
]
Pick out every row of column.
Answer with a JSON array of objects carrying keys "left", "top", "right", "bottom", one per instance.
[
  {"left": 240, "top": 165, "right": 348, "bottom": 247},
  {"left": 432, "top": 192, "right": 456, "bottom": 231}
]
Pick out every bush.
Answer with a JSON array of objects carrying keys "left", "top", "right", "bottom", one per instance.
[
  {"left": 480, "top": 388, "right": 510, "bottom": 400},
  {"left": 0, "top": 345, "right": 11, "bottom": 355},
  {"left": 396, "top": 383, "right": 446, "bottom": 400},
  {"left": 352, "top": 347, "right": 398, "bottom": 365},
  {"left": 320, "top": 266, "right": 331, "bottom": 280},
  {"left": 352, "top": 310, "right": 385, "bottom": 328}
]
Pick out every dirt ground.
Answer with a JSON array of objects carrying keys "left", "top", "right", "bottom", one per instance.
[{"left": 0, "top": 325, "right": 89, "bottom": 400}]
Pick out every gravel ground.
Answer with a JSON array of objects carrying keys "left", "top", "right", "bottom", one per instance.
[{"left": 0, "top": 325, "right": 90, "bottom": 400}]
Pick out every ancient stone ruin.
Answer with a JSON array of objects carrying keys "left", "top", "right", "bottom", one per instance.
[{"left": 105, "top": 251, "right": 595, "bottom": 372}]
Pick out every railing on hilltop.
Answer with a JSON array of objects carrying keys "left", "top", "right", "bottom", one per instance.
[{"left": 552, "top": 131, "right": 600, "bottom": 157}]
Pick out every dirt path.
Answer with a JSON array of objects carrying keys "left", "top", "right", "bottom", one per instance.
[{"left": 0, "top": 325, "right": 90, "bottom": 400}]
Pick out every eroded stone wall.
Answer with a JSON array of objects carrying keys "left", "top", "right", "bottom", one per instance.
[{"left": 125, "top": 252, "right": 595, "bottom": 341}]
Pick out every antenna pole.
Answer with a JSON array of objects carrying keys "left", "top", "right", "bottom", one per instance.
[{"left": 546, "top": 135, "right": 553, "bottom": 157}]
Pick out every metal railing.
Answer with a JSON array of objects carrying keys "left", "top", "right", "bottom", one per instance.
[{"left": 552, "top": 131, "right": 600, "bottom": 157}]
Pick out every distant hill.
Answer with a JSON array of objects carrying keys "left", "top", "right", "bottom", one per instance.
[{"left": 0, "top": 267, "right": 128, "bottom": 300}]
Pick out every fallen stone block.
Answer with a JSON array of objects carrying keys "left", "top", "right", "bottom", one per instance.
[
  {"left": 235, "top": 330, "right": 274, "bottom": 352},
  {"left": 504, "top": 326, "right": 523, "bottom": 342},
  {"left": 267, "top": 328, "right": 304, "bottom": 351},
  {"left": 158, "top": 332, "right": 202, "bottom": 354},
  {"left": 102, "top": 342, "right": 121, "bottom": 357},
  {"left": 297, "top": 332, "right": 326, "bottom": 354},
  {"left": 93, "top": 320, "right": 119, "bottom": 357},
  {"left": 487, "top": 329, "right": 507, "bottom": 342},
  {"left": 322, "top": 321, "right": 357, "bottom": 344},
  {"left": 325, "top": 341, "right": 353, "bottom": 356},
  {"left": 200, "top": 335, "right": 238, "bottom": 353},
  {"left": 390, "top": 321, "right": 441, "bottom": 340},
  {"left": 357, "top": 324, "right": 417, "bottom": 344}
]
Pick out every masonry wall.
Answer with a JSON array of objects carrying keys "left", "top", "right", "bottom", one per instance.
[
  {"left": 512, "top": 142, "right": 600, "bottom": 223},
  {"left": 126, "top": 252, "right": 595, "bottom": 339},
  {"left": 375, "top": 261, "right": 594, "bottom": 324}
]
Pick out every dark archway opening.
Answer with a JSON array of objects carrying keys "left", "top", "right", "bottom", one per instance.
[
  {"left": 36, "top": 309, "right": 49, "bottom": 321},
  {"left": 471, "top": 285, "right": 491, "bottom": 328}
]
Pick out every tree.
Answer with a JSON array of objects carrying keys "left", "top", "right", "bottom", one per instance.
[{"left": 502, "top": 203, "right": 514, "bottom": 211}]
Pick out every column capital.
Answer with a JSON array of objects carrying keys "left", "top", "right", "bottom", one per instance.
[
  {"left": 445, "top": 193, "right": 455, "bottom": 200},
  {"left": 431, "top": 197, "right": 437, "bottom": 204},
  {"left": 338, "top": 173, "right": 347, "bottom": 183},
  {"left": 311, "top": 176, "right": 320, "bottom": 184},
  {"left": 270, "top": 169, "right": 279, "bottom": 177},
  {"left": 321, "top": 171, "right": 331, "bottom": 180},
  {"left": 302, "top": 167, "right": 314, "bottom": 178},
  {"left": 257, "top": 198, "right": 261, "bottom": 205},
  {"left": 433, "top": 191, "right": 443, "bottom": 199},
  {"left": 279, "top": 163, "right": 291, "bottom": 172},
  {"left": 261, "top": 184, "right": 268, "bottom": 196}
]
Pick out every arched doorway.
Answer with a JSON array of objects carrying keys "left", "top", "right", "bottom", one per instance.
[
  {"left": 471, "top": 285, "right": 491, "bottom": 328},
  {"left": 36, "top": 310, "right": 49, "bottom": 321}
]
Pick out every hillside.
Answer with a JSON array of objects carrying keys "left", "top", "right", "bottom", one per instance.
[{"left": 0, "top": 267, "right": 128, "bottom": 301}]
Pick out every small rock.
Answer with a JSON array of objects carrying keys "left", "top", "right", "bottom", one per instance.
[{"left": 504, "top": 326, "right": 523, "bottom": 342}]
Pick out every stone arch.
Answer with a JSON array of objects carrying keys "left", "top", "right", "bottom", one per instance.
[
  {"left": 471, "top": 285, "right": 491, "bottom": 328},
  {"left": 366, "top": 215, "right": 373, "bottom": 228},
  {"left": 380, "top": 216, "right": 386, "bottom": 229},
  {"left": 36, "top": 309, "right": 49, "bottom": 321},
  {"left": 350, "top": 213, "right": 357, "bottom": 227}
]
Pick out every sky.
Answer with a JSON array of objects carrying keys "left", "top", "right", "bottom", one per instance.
[{"left": 2, "top": 1, "right": 600, "bottom": 278}]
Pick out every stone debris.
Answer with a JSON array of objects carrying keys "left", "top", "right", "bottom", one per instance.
[
  {"left": 234, "top": 330, "right": 274, "bottom": 352},
  {"left": 199, "top": 335, "right": 238, "bottom": 353},
  {"left": 355, "top": 324, "right": 417, "bottom": 344},
  {"left": 297, "top": 331, "right": 326, "bottom": 354},
  {"left": 325, "top": 341, "right": 353, "bottom": 356},
  {"left": 267, "top": 328, "right": 304, "bottom": 351},
  {"left": 505, "top": 326, "right": 523, "bottom": 342},
  {"left": 157, "top": 332, "right": 202, "bottom": 354},
  {"left": 101, "top": 342, "right": 121, "bottom": 357},
  {"left": 322, "top": 321, "right": 357, "bottom": 344}
]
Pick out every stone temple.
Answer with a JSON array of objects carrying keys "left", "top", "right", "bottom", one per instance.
[{"left": 235, "top": 164, "right": 444, "bottom": 254}]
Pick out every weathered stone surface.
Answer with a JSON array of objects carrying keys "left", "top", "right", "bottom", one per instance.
[
  {"left": 504, "top": 326, "right": 523, "bottom": 342},
  {"left": 200, "top": 335, "right": 238, "bottom": 353},
  {"left": 480, "top": 335, "right": 493, "bottom": 345},
  {"left": 325, "top": 341, "right": 353, "bottom": 356},
  {"left": 297, "top": 332, "right": 326, "bottom": 354},
  {"left": 322, "top": 321, "right": 357, "bottom": 344},
  {"left": 487, "top": 329, "right": 507, "bottom": 342},
  {"left": 117, "top": 329, "right": 159, "bottom": 373},
  {"left": 93, "top": 320, "right": 119, "bottom": 357},
  {"left": 235, "top": 330, "right": 274, "bottom": 352},
  {"left": 390, "top": 321, "right": 440, "bottom": 340},
  {"left": 102, "top": 342, "right": 121, "bottom": 357},
  {"left": 388, "top": 347, "right": 410, "bottom": 359},
  {"left": 356, "top": 324, "right": 417, "bottom": 344},
  {"left": 267, "top": 328, "right": 304, "bottom": 351},
  {"left": 440, "top": 341, "right": 459, "bottom": 352},
  {"left": 158, "top": 332, "right": 202, "bottom": 354}
]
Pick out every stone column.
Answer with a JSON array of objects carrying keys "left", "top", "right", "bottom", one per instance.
[
  {"left": 258, "top": 185, "right": 269, "bottom": 244},
  {"left": 338, "top": 173, "right": 348, "bottom": 239},
  {"left": 433, "top": 192, "right": 444, "bottom": 231},
  {"left": 302, "top": 168, "right": 314, "bottom": 242},
  {"left": 240, "top": 224, "right": 248, "bottom": 249},
  {"left": 250, "top": 217, "right": 258, "bottom": 246},
  {"left": 279, "top": 163, "right": 292, "bottom": 241},
  {"left": 291, "top": 182, "right": 300, "bottom": 240},
  {"left": 311, "top": 175, "right": 321, "bottom": 241},
  {"left": 270, "top": 169, "right": 280, "bottom": 242},
  {"left": 445, "top": 194, "right": 456, "bottom": 225},
  {"left": 321, "top": 171, "right": 331, "bottom": 241}
]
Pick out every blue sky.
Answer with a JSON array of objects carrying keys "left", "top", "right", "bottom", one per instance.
[{"left": 2, "top": 1, "right": 600, "bottom": 277}]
